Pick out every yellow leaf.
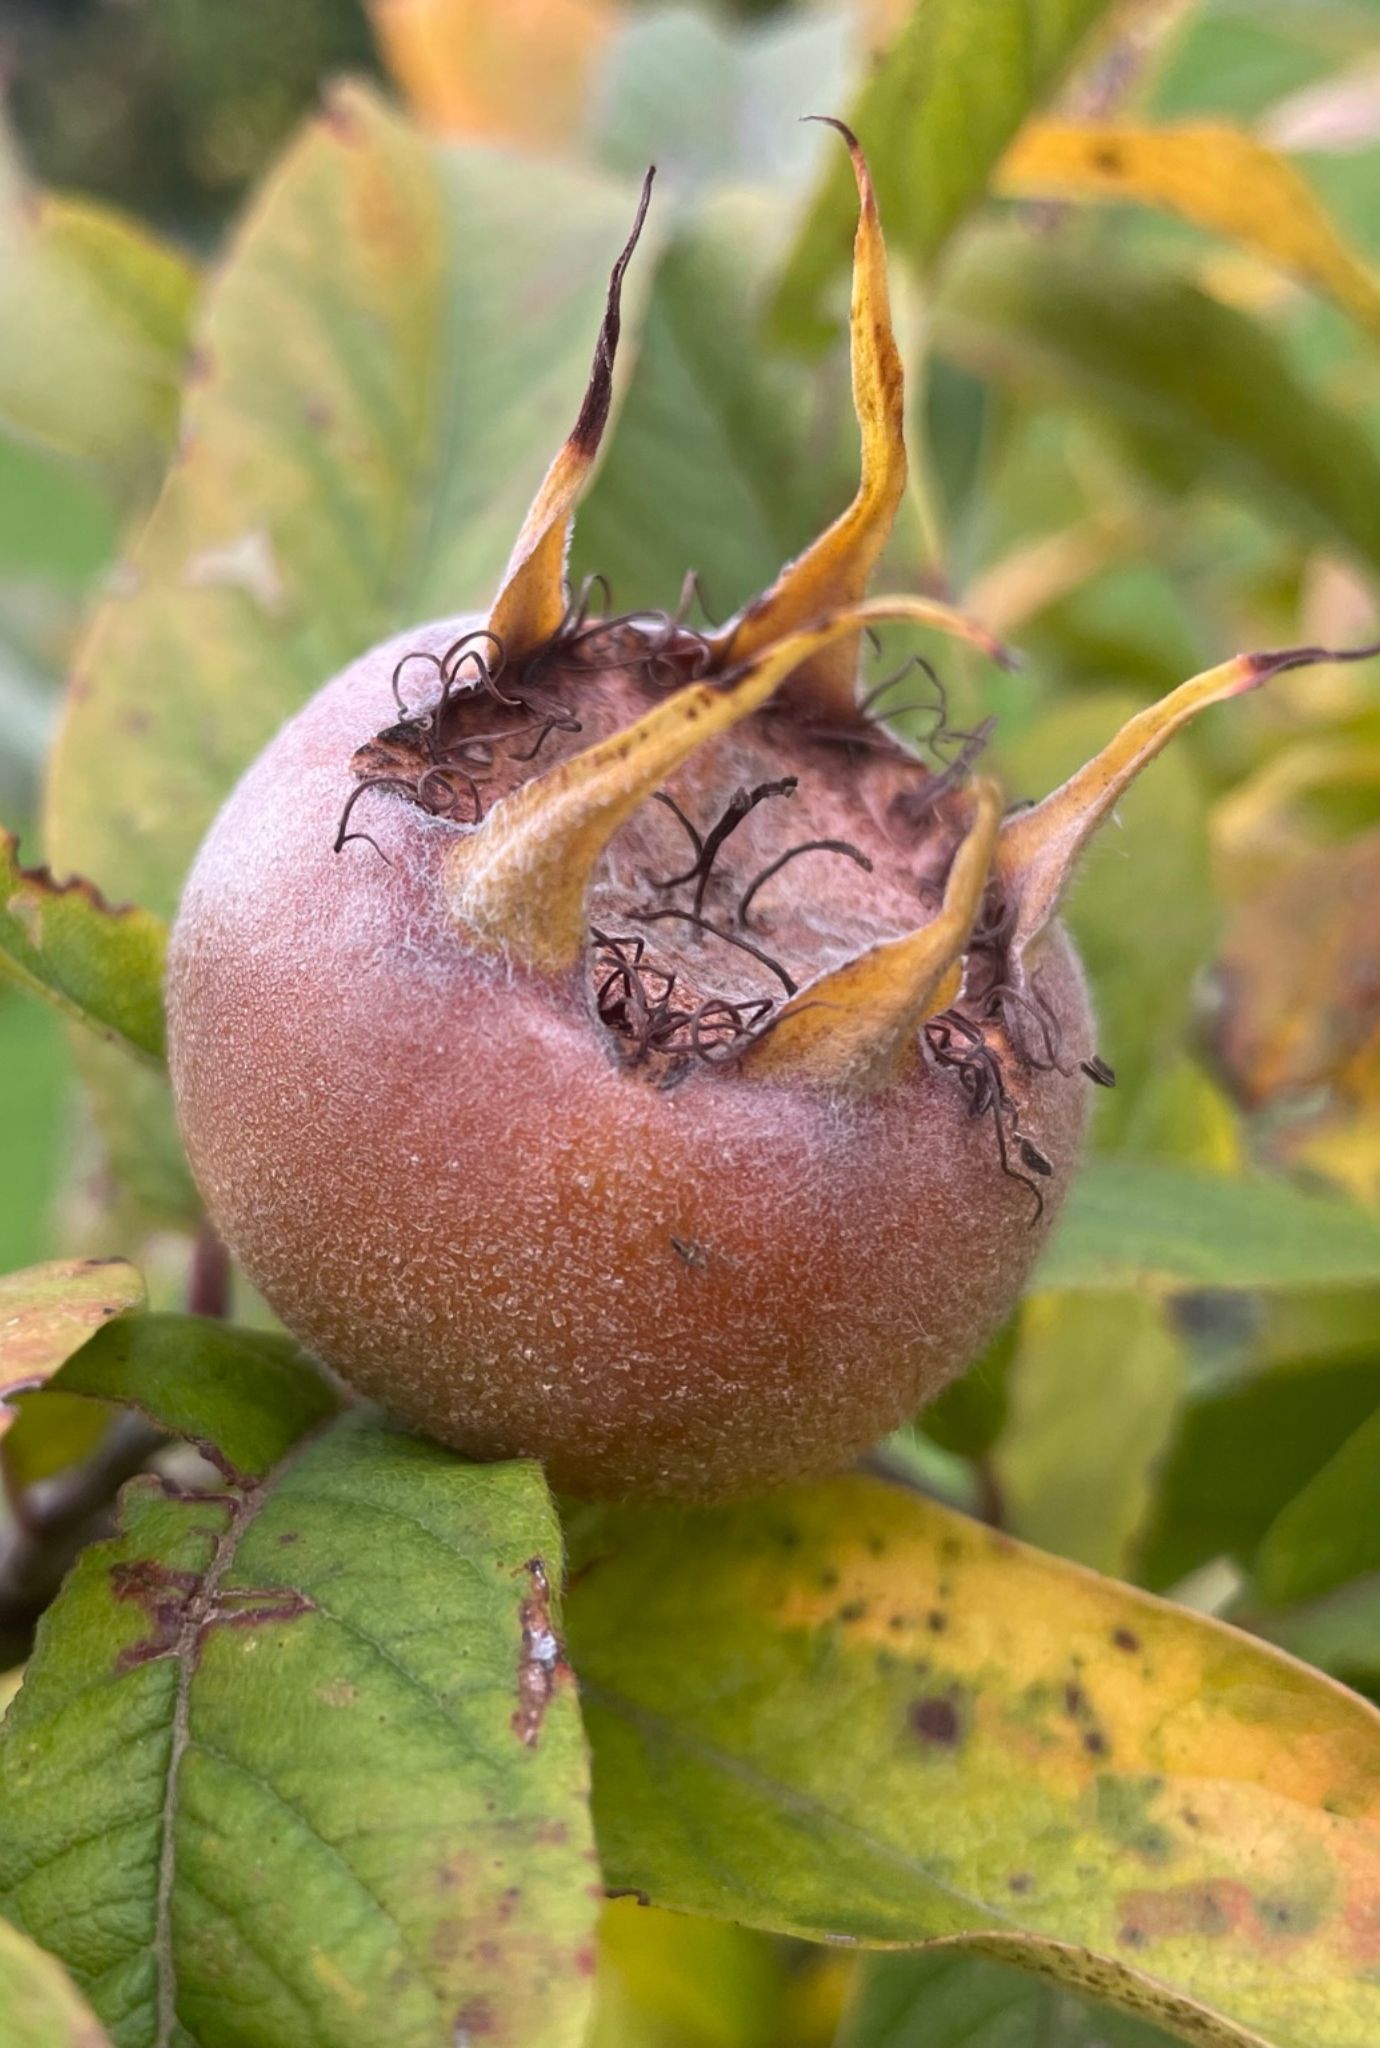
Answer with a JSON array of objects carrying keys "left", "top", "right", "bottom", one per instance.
[
  {"left": 997, "top": 119, "right": 1380, "bottom": 343},
  {"left": 367, "top": 0, "right": 623, "bottom": 148}
]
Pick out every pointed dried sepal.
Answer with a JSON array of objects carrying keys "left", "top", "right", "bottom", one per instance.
[
  {"left": 445, "top": 596, "right": 983, "bottom": 973},
  {"left": 709, "top": 120, "right": 909, "bottom": 717},
  {"left": 487, "top": 168, "right": 654, "bottom": 665},
  {"left": 998, "top": 638, "right": 1380, "bottom": 957},
  {"left": 745, "top": 779, "right": 1001, "bottom": 1093}
]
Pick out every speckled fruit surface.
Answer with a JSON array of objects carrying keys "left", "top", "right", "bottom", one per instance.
[{"left": 168, "top": 613, "right": 1094, "bottom": 1500}]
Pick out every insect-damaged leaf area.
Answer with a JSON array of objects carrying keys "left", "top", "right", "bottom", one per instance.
[
  {"left": 0, "top": 1399, "right": 598, "bottom": 2048},
  {"left": 566, "top": 1476, "right": 1380, "bottom": 2048},
  {"left": 0, "top": 834, "right": 167, "bottom": 1064}
]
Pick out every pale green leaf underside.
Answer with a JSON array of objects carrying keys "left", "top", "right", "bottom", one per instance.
[
  {"left": 0, "top": 114, "right": 195, "bottom": 509},
  {"left": 0, "top": 1914, "right": 112, "bottom": 2048},
  {"left": 45, "top": 84, "right": 653, "bottom": 925}
]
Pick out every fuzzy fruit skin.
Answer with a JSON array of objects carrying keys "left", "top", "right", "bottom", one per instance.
[{"left": 168, "top": 615, "right": 1095, "bottom": 1500}]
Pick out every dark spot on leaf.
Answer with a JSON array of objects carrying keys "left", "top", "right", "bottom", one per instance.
[
  {"left": 837, "top": 1599, "right": 868, "bottom": 1623},
  {"left": 1064, "top": 1682, "right": 1090, "bottom": 1719},
  {"left": 1009, "top": 1872, "right": 1033, "bottom": 1894},
  {"left": 277, "top": 1530, "right": 299, "bottom": 1545},
  {"left": 1083, "top": 1729, "right": 1109, "bottom": 1757},
  {"left": 453, "top": 1995, "right": 496, "bottom": 2039},
  {"left": 607, "top": 1886, "right": 651, "bottom": 1907},
  {"left": 1112, "top": 1627, "right": 1141, "bottom": 1653},
  {"left": 866, "top": 1534, "right": 886, "bottom": 1557},
  {"left": 818, "top": 1567, "right": 840, "bottom": 1591},
  {"left": 926, "top": 1609, "right": 947, "bottom": 1633},
  {"left": 1092, "top": 143, "right": 1124, "bottom": 174},
  {"left": 910, "top": 1696, "right": 962, "bottom": 1748},
  {"left": 888, "top": 1613, "right": 908, "bottom": 1631}
]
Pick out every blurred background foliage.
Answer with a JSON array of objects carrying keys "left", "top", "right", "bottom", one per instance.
[{"left": 2, "top": 0, "right": 1380, "bottom": 2042}]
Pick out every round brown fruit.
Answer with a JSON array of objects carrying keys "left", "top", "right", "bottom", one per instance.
[{"left": 168, "top": 608, "right": 1095, "bottom": 1500}]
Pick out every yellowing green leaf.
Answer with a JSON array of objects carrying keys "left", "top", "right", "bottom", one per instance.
[
  {"left": 0, "top": 1916, "right": 111, "bottom": 2048},
  {"left": 996, "top": 122, "right": 1380, "bottom": 344},
  {"left": 0, "top": 832, "right": 166, "bottom": 1061},
  {"left": 45, "top": 84, "right": 651, "bottom": 924},
  {"left": 0, "top": 1258, "right": 144, "bottom": 1404},
  {"left": 0, "top": 118, "right": 195, "bottom": 509},
  {"left": 568, "top": 1477, "right": 1380, "bottom": 2048},
  {"left": 368, "top": 0, "right": 621, "bottom": 148},
  {"left": 936, "top": 234, "right": 1380, "bottom": 576},
  {"left": 777, "top": 0, "right": 1120, "bottom": 340}
]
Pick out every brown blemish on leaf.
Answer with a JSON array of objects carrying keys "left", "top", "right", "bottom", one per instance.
[
  {"left": 910, "top": 1696, "right": 962, "bottom": 1748},
  {"left": 453, "top": 1993, "right": 497, "bottom": 2040},
  {"left": 110, "top": 1550, "right": 313, "bottom": 1670},
  {"left": 837, "top": 1599, "right": 869, "bottom": 1623},
  {"left": 111, "top": 1560, "right": 201, "bottom": 1670},
  {"left": 512, "top": 1556, "right": 570, "bottom": 1747},
  {"left": 926, "top": 1608, "right": 948, "bottom": 1633},
  {"left": 1113, "top": 1627, "right": 1141, "bottom": 1653},
  {"left": 1118, "top": 1879, "right": 1256, "bottom": 1946}
]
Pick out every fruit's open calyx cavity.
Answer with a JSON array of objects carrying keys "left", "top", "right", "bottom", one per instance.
[{"left": 335, "top": 125, "right": 1380, "bottom": 1212}]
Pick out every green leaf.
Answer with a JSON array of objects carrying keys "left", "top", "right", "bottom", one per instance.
[
  {"left": 1255, "top": 1577, "right": 1380, "bottom": 1699},
  {"left": 0, "top": 116, "right": 196, "bottom": 511},
  {"left": 0, "top": 1258, "right": 145, "bottom": 1396},
  {"left": 0, "top": 1914, "right": 112, "bottom": 2048},
  {"left": 1139, "top": 1356, "right": 1380, "bottom": 1593},
  {"left": 0, "top": 832, "right": 167, "bottom": 1063},
  {"left": 45, "top": 84, "right": 656, "bottom": 924},
  {"left": 934, "top": 233, "right": 1380, "bottom": 576},
  {"left": 596, "top": 7, "right": 858, "bottom": 196},
  {"left": 0, "top": 996, "right": 69, "bottom": 1272},
  {"left": 842, "top": 1947, "right": 1178, "bottom": 2047},
  {"left": 1253, "top": 1402, "right": 1380, "bottom": 1608},
  {"left": 40, "top": 1313, "right": 340, "bottom": 1481},
  {"left": 995, "top": 1291, "right": 1185, "bottom": 1574},
  {"left": 0, "top": 1408, "right": 598, "bottom": 2048},
  {"left": 776, "top": 0, "right": 1119, "bottom": 340},
  {"left": 567, "top": 1476, "right": 1380, "bottom": 2048},
  {"left": 1037, "top": 1159, "right": 1380, "bottom": 1293}
]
